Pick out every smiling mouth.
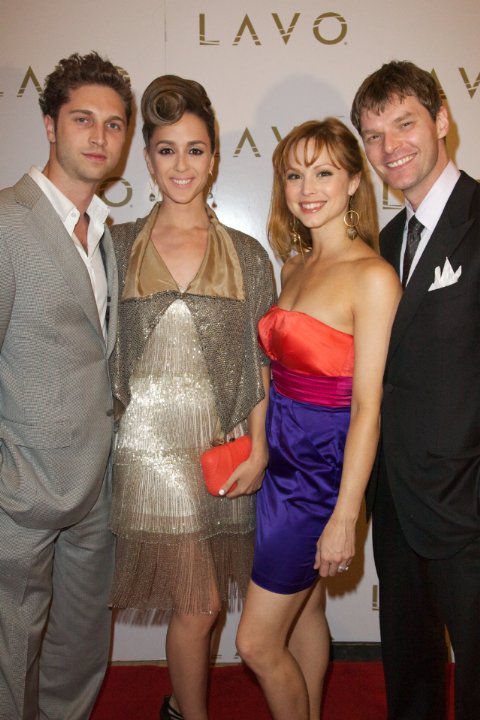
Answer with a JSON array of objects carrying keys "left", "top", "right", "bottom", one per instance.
[
  {"left": 172, "top": 178, "right": 193, "bottom": 186},
  {"left": 300, "top": 202, "right": 323, "bottom": 211},
  {"left": 386, "top": 154, "right": 416, "bottom": 169}
]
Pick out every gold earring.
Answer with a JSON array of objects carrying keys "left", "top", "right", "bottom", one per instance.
[
  {"left": 344, "top": 198, "right": 359, "bottom": 240},
  {"left": 290, "top": 217, "right": 307, "bottom": 260},
  {"left": 290, "top": 217, "right": 302, "bottom": 246}
]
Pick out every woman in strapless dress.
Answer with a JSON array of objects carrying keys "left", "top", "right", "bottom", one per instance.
[{"left": 237, "top": 118, "right": 402, "bottom": 719}]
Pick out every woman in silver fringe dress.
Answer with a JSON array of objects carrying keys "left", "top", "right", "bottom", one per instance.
[{"left": 109, "top": 75, "right": 275, "bottom": 720}]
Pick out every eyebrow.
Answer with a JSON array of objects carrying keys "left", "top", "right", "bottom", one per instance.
[
  {"left": 392, "top": 110, "right": 416, "bottom": 123},
  {"left": 362, "top": 110, "right": 416, "bottom": 134},
  {"left": 154, "top": 139, "right": 208, "bottom": 147},
  {"left": 286, "top": 160, "right": 336, "bottom": 170},
  {"left": 68, "top": 108, "right": 126, "bottom": 123}
]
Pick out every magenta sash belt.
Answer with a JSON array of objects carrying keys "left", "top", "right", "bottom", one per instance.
[{"left": 271, "top": 361, "right": 352, "bottom": 408}]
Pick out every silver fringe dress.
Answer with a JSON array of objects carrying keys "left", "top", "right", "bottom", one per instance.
[{"left": 109, "top": 206, "right": 274, "bottom": 614}]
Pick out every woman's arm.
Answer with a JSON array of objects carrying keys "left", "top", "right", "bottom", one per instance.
[
  {"left": 220, "top": 364, "right": 270, "bottom": 497},
  {"left": 218, "top": 239, "right": 275, "bottom": 497},
  {"left": 315, "top": 259, "right": 401, "bottom": 577}
]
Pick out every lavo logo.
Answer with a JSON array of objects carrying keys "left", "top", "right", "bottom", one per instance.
[
  {"left": 98, "top": 177, "right": 133, "bottom": 208},
  {"left": 199, "top": 11, "right": 347, "bottom": 45}
]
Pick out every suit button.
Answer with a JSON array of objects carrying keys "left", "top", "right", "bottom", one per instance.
[
  {"left": 106, "top": 408, "right": 114, "bottom": 416},
  {"left": 384, "top": 383, "right": 394, "bottom": 393}
]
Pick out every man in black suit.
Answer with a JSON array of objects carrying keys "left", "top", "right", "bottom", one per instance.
[{"left": 351, "top": 61, "right": 480, "bottom": 720}]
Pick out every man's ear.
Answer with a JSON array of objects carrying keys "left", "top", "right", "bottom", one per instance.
[
  {"left": 436, "top": 106, "right": 449, "bottom": 141},
  {"left": 44, "top": 115, "right": 56, "bottom": 143}
]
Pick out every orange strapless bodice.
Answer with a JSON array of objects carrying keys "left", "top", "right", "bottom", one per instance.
[{"left": 258, "top": 305, "right": 354, "bottom": 377}]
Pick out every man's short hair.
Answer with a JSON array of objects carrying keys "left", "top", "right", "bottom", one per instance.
[
  {"left": 39, "top": 51, "right": 133, "bottom": 125},
  {"left": 350, "top": 60, "right": 442, "bottom": 133}
]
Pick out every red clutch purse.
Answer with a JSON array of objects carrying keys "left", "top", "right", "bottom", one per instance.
[{"left": 200, "top": 436, "right": 252, "bottom": 496}]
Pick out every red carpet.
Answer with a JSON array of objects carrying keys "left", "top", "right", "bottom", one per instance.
[{"left": 91, "top": 662, "right": 455, "bottom": 719}]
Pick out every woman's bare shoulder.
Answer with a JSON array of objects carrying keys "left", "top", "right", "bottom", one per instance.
[{"left": 351, "top": 253, "right": 402, "bottom": 309}]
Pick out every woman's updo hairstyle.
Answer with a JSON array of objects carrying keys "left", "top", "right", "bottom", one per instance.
[{"left": 141, "top": 74, "right": 216, "bottom": 151}]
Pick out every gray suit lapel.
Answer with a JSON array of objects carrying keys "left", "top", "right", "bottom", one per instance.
[
  {"left": 15, "top": 175, "right": 106, "bottom": 343},
  {"left": 102, "top": 228, "right": 119, "bottom": 357}
]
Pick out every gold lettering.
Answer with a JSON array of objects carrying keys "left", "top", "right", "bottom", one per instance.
[
  {"left": 313, "top": 12, "right": 347, "bottom": 45},
  {"left": 271, "top": 126, "right": 282, "bottom": 143},
  {"left": 98, "top": 177, "right": 133, "bottom": 207},
  {"left": 233, "top": 128, "right": 261, "bottom": 157},
  {"left": 382, "top": 183, "right": 403, "bottom": 210},
  {"left": 17, "top": 66, "right": 42, "bottom": 98},
  {"left": 272, "top": 13, "right": 301, "bottom": 45},
  {"left": 199, "top": 13, "right": 220, "bottom": 46},
  {"left": 458, "top": 67, "right": 480, "bottom": 99},
  {"left": 429, "top": 69, "right": 447, "bottom": 101},
  {"left": 233, "top": 15, "right": 261, "bottom": 46}
]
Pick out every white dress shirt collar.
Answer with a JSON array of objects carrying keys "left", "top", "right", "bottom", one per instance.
[
  {"left": 401, "top": 161, "right": 460, "bottom": 285},
  {"left": 405, "top": 160, "right": 460, "bottom": 230},
  {"left": 28, "top": 166, "right": 109, "bottom": 248},
  {"left": 28, "top": 166, "right": 110, "bottom": 341}
]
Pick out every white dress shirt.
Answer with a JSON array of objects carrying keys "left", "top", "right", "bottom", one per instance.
[
  {"left": 29, "top": 166, "right": 109, "bottom": 339},
  {"left": 400, "top": 161, "right": 461, "bottom": 286}
]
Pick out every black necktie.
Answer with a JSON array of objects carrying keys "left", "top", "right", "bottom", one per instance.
[{"left": 402, "top": 215, "right": 424, "bottom": 288}]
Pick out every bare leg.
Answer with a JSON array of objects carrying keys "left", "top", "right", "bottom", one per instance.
[
  {"left": 288, "top": 581, "right": 329, "bottom": 720},
  {"left": 236, "top": 580, "right": 314, "bottom": 720},
  {"left": 166, "top": 608, "right": 219, "bottom": 720}
]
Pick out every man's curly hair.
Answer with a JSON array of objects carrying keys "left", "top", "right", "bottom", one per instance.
[{"left": 39, "top": 51, "right": 133, "bottom": 125}]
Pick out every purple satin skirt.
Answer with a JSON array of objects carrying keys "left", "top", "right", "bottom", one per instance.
[{"left": 252, "top": 366, "right": 351, "bottom": 594}]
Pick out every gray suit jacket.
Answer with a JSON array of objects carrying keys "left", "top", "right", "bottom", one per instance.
[{"left": 0, "top": 174, "right": 118, "bottom": 529}]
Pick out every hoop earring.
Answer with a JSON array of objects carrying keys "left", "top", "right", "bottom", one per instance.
[{"left": 344, "top": 198, "right": 359, "bottom": 240}]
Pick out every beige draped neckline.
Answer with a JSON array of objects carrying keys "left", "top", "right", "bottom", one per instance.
[{"left": 122, "top": 204, "right": 245, "bottom": 301}]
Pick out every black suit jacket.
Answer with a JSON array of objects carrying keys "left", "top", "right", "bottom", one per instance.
[{"left": 374, "top": 171, "right": 480, "bottom": 558}]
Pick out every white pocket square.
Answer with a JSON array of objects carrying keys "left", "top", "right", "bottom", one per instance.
[{"left": 428, "top": 257, "right": 462, "bottom": 292}]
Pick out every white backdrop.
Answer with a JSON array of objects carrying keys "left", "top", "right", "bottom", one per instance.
[{"left": 2, "top": 0, "right": 479, "bottom": 662}]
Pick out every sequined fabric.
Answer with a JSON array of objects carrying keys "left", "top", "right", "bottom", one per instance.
[
  {"left": 110, "top": 206, "right": 276, "bottom": 434},
  {"left": 109, "top": 208, "right": 275, "bottom": 612},
  {"left": 110, "top": 300, "right": 255, "bottom": 612}
]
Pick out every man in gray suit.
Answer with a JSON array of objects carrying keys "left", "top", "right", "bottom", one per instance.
[{"left": 0, "top": 53, "right": 132, "bottom": 719}]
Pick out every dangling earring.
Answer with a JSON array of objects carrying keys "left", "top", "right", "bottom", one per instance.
[
  {"left": 290, "top": 217, "right": 306, "bottom": 260},
  {"left": 344, "top": 197, "right": 360, "bottom": 240},
  {"left": 149, "top": 178, "right": 160, "bottom": 202},
  {"left": 207, "top": 170, "right": 217, "bottom": 209},
  {"left": 290, "top": 217, "right": 301, "bottom": 247},
  {"left": 207, "top": 188, "right": 217, "bottom": 209}
]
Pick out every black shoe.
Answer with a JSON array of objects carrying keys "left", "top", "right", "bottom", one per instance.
[{"left": 160, "top": 695, "right": 184, "bottom": 720}]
